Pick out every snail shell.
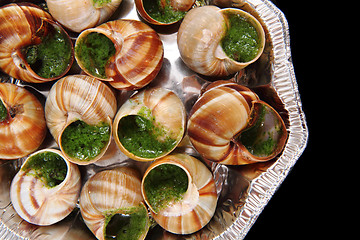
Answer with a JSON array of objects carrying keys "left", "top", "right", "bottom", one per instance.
[
  {"left": 135, "top": 0, "right": 195, "bottom": 25},
  {"left": 74, "top": 20, "right": 164, "bottom": 90},
  {"left": 10, "top": 149, "right": 81, "bottom": 226},
  {"left": 0, "top": 3, "right": 74, "bottom": 83},
  {"left": 0, "top": 83, "right": 46, "bottom": 160},
  {"left": 141, "top": 153, "right": 217, "bottom": 234},
  {"left": 46, "top": 0, "right": 123, "bottom": 33},
  {"left": 113, "top": 87, "right": 186, "bottom": 161},
  {"left": 188, "top": 81, "right": 288, "bottom": 165},
  {"left": 79, "top": 167, "right": 150, "bottom": 240},
  {"left": 45, "top": 75, "right": 117, "bottom": 165},
  {"left": 177, "top": 6, "right": 265, "bottom": 77}
]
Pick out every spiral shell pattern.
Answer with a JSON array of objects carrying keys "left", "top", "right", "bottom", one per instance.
[
  {"left": 0, "top": 83, "right": 46, "bottom": 159},
  {"left": 46, "top": 0, "right": 123, "bottom": 32},
  {"left": 142, "top": 154, "right": 217, "bottom": 234},
  {"left": 79, "top": 167, "right": 147, "bottom": 240},
  {"left": 45, "top": 75, "right": 117, "bottom": 164},
  {"left": 75, "top": 20, "right": 164, "bottom": 90},
  {"left": 0, "top": 3, "right": 73, "bottom": 83},
  {"left": 10, "top": 149, "right": 81, "bottom": 226}
]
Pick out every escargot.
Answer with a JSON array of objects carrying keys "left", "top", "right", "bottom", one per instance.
[
  {"left": 45, "top": 75, "right": 117, "bottom": 165},
  {"left": 177, "top": 6, "right": 265, "bottom": 77},
  {"left": 80, "top": 167, "right": 150, "bottom": 240},
  {"left": 0, "top": 3, "right": 74, "bottom": 83},
  {"left": 188, "top": 81, "right": 288, "bottom": 165},
  {"left": 74, "top": 19, "right": 164, "bottom": 90},
  {"left": 46, "top": 0, "right": 123, "bottom": 33},
  {"left": 113, "top": 87, "right": 186, "bottom": 161},
  {"left": 135, "top": 0, "right": 195, "bottom": 25},
  {"left": 10, "top": 149, "right": 81, "bottom": 226},
  {"left": 0, "top": 83, "right": 46, "bottom": 160},
  {"left": 141, "top": 153, "right": 217, "bottom": 234}
]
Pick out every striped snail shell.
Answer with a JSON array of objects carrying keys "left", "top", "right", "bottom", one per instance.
[
  {"left": 45, "top": 75, "right": 117, "bottom": 165},
  {"left": 141, "top": 153, "right": 217, "bottom": 234},
  {"left": 10, "top": 149, "right": 81, "bottom": 226},
  {"left": 74, "top": 19, "right": 164, "bottom": 90},
  {"left": 177, "top": 6, "right": 265, "bottom": 77},
  {"left": 46, "top": 0, "right": 123, "bottom": 33},
  {"left": 188, "top": 81, "right": 288, "bottom": 165},
  {"left": 0, "top": 3, "right": 73, "bottom": 83},
  {"left": 113, "top": 87, "right": 186, "bottom": 162},
  {"left": 79, "top": 167, "right": 150, "bottom": 240},
  {"left": 0, "top": 83, "right": 46, "bottom": 159}
]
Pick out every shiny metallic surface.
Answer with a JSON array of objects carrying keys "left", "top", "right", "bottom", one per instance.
[{"left": 0, "top": 0, "right": 308, "bottom": 239}]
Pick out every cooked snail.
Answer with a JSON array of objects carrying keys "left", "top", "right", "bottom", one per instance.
[
  {"left": 135, "top": 0, "right": 195, "bottom": 25},
  {"left": 79, "top": 167, "right": 150, "bottom": 240},
  {"left": 74, "top": 19, "right": 164, "bottom": 90},
  {"left": 177, "top": 6, "right": 265, "bottom": 77},
  {"left": 46, "top": 0, "right": 123, "bottom": 33},
  {"left": 0, "top": 3, "right": 73, "bottom": 83},
  {"left": 113, "top": 87, "right": 186, "bottom": 161},
  {"left": 0, "top": 83, "right": 46, "bottom": 160},
  {"left": 188, "top": 81, "right": 288, "bottom": 165},
  {"left": 45, "top": 75, "right": 117, "bottom": 165},
  {"left": 141, "top": 153, "right": 217, "bottom": 234},
  {"left": 10, "top": 149, "right": 81, "bottom": 226}
]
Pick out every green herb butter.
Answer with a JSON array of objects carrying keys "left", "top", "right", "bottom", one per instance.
[
  {"left": 22, "top": 151, "right": 67, "bottom": 188},
  {"left": 144, "top": 164, "right": 188, "bottom": 213},
  {"left": 24, "top": 26, "right": 72, "bottom": 79},
  {"left": 221, "top": 12, "right": 261, "bottom": 63},
  {"left": 104, "top": 205, "right": 148, "bottom": 240},
  {"left": 61, "top": 120, "right": 110, "bottom": 161},
  {"left": 75, "top": 32, "right": 116, "bottom": 79},
  {"left": 143, "top": 0, "right": 186, "bottom": 24},
  {"left": 117, "top": 115, "right": 177, "bottom": 159},
  {"left": 0, "top": 99, "right": 7, "bottom": 122}
]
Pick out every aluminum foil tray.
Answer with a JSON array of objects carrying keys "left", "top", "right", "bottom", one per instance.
[{"left": 0, "top": 0, "right": 308, "bottom": 239}]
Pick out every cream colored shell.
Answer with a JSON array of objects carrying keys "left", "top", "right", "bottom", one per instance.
[
  {"left": 75, "top": 20, "right": 164, "bottom": 90},
  {"left": 0, "top": 3, "right": 73, "bottom": 83},
  {"left": 46, "top": 0, "right": 123, "bottom": 33},
  {"left": 113, "top": 87, "right": 186, "bottom": 161},
  {"left": 0, "top": 83, "right": 46, "bottom": 159},
  {"left": 141, "top": 154, "right": 218, "bottom": 234},
  {"left": 79, "top": 167, "right": 148, "bottom": 240},
  {"left": 10, "top": 149, "right": 81, "bottom": 226},
  {"left": 177, "top": 6, "right": 265, "bottom": 77},
  {"left": 45, "top": 75, "right": 117, "bottom": 165}
]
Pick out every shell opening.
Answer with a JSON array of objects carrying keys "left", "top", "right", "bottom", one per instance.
[
  {"left": 75, "top": 31, "right": 116, "bottom": 79},
  {"left": 141, "top": 0, "right": 189, "bottom": 24},
  {"left": 143, "top": 164, "right": 189, "bottom": 213},
  {"left": 238, "top": 102, "right": 286, "bottom": 158},
  {"left": 60, "top": 120, "right": 111, "bottom": 162},
  {"left": 21, "top": 151, "right": 68, "bottom": 189},
  {"left": 104, "top": 205, "right": 149, "bottom": 240},
  {"left": 117, "top": 115, "right": 177, "bottom": 159},
  {"left": 21, "top": 21, "right": 73, "bottom": 79},
  {"left": 221, "top": 10, "right": 263, "bottom": 63}
]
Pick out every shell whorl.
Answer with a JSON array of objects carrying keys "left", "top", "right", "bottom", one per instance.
[
  {"left": 0, "top": 83, "right": 46, "bottom": 159},
  {"left": 79, "top": 167, "right": 144, "bottom": 240},
  {"left": 142, "top": 154, "right": 217, "bottom": 234},
  {"left": 46, "top": 0, "right": 123, "bottom": 33},
  {"left": 188, "top": 81, "right": 260, "bottom": 165},
  {"left": 10, "top": 149, "right": 81, "bottom": 226},
  {"left": 75, "top": 20, "right": 164, "bottom": 90}
]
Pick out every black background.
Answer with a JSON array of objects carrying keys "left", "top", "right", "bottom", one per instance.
[{"left": 245, "top": 1, "right": 326, "bottom": 239}]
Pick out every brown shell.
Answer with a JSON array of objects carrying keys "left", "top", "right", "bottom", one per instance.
[
  {"left": 0, "top": 3, "right": 73, "bottom": 83},
  {"left": 0, "top": 83, "right": 46, "bottom": 159},
  {"left": 75, "top": 20, "right": 164, "bottom": 90},
  {"left": 188, "top": 81, "right": 287, "bottom": 165}
]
